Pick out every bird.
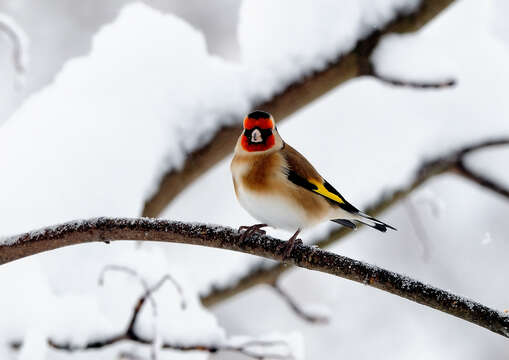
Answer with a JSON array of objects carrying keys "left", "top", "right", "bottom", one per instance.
[{"left": 230, "top": 110, "right": 396, "bottom": 258}]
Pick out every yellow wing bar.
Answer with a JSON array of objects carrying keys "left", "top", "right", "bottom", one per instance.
[{"left": 308, "top": 178, "right": 344, "bottom": 204}]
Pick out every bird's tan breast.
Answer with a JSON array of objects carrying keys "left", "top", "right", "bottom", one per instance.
[
  {"left": 231, "top": 151, "right": 332, "bottom": 227},
  {"left": 231, "top": 152, "right": 282, "bottom": 192}
]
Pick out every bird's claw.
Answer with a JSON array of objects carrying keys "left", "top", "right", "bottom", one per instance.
[
  {"left": 238, "top": 224, "right": 267, "bottom": 243},
  {"left": 282, "top": 237, "right": 303, "bottom": 261}
]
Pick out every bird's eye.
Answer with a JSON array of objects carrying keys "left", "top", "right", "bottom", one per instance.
[{"left": 260, "top": 128, "right": 273, "bottom": 138}]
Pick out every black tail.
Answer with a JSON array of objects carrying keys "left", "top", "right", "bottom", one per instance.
[
  {"left": 332, "top": 219, "right": 357, "bottom": 229},
  {"left": 332, "top": 213, "right": 396, "bottom": 232},
  {"left": 358, "top": 212, "right": 397, "bottom": 232}
]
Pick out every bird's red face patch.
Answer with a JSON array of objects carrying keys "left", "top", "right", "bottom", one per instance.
[
  {"left": 243, "top": 117, "right": 274, "bottom": 130},
  {"left": 241, "top": 131, "right": 275, "bottom": 152},
  {"left": 241, "top": 111, "right": 275, "bottom": 152}
]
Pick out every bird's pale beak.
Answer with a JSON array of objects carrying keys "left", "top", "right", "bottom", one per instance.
[{"left": 251, "top": 128, "right": 263, "bottom": 143}]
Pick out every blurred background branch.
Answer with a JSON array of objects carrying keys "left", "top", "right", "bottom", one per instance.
[
  {"left": 368, "top": 71, "right": 455, "bottom": 88},
  {"left": 141, "top": 0, "right": 456, "bottom": 218},
  {"left": 271, "top": 281, "right": 330, "bottom": 324}
]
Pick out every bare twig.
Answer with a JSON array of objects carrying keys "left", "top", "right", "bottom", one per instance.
[
  {"left": 455, "top": 161, "right": 509, "bottom": 199},
  {"left": 201, "top": 138, "right": 509, "bottom": 306},
  {"left": 272, "top": 282, "right": 329, "bottom": 324},
  {"left": 370, "top": 72, "right": 456, "bottom": 89},
  {"left": 2, "top": 216, "right": 509, "bottom": 339},
  {"left": 100, "top": 267, "right": 187, "bottom": 360},
  {"left": 100, "top": 266, "right": 187, "bottom": 359},
  {"left": 141, "top": 0, "right": 456, "bottom": 217},
  {"left": 0, "top": 13, "right": 29, "bottom": 75},
  {"left": 119, "top": 353, "right": 146, "bottom": 360}
]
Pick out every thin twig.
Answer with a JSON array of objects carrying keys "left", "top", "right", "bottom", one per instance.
[
  {"left": 370, "top": 72, "right": 456, "bottom": 89},
  {"left": 455, "top": 160, "right": 509, "bottom": 199},
  {"left": 2, "top": 216, "right": 509, "bottom": 338},
  {"left": 99, "top": 266, "right": 187, "bottom": 360},
  {"left": 0, "top": 13, "right": 29, "bottom": 75},
  {"left": 272, "top": 282, "right": 329, "bottom": 324}
]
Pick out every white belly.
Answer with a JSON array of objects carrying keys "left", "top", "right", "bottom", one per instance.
[{"left": 236, "top": 185, "right": 313, "bottom": 231}]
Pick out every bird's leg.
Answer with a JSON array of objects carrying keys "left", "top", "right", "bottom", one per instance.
[
  {"left": 238, "top": 223, "right": 267, "bottom": 242},
  {"left": 283, "top": 229, "right": 302, "bottom": 260}
]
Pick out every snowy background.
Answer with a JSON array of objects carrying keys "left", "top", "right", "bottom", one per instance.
[{"left": 1, "top": 0, "right": 509, "bottom": 359}]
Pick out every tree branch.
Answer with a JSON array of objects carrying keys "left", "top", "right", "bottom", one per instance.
[
  {"left": 2, "top": 216, "right": 509, "bottom": 339},
  {"left": 201, "top": 138, "right": 509, "bottom": 306},
  {"left": 141, "top": 0, "right": 456, "bottom": 218}
]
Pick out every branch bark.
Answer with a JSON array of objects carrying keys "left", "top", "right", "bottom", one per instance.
[
  {"left": 201, "top": 138, "right": 509, "bottom": 306},
  {"left": 2, "top": 216, "right": 509, "bottom": 339},
  {"left": 141, "top": 0, "right": 456, "bottom": 218}
]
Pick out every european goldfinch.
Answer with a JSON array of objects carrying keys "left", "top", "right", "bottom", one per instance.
[{"left": 231, "top": 111, "right": 396, "bottom": 256}]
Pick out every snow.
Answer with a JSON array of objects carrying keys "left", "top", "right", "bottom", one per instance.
[
  {"left": 239, "top": 0, "right": 420, "bottom": 101},
  {"left": 299, "top": 304, "right": 332, "bottom": 321},
  {"left": 371, "top": 32, "right": 456, "bottom": 83},
  {"left": 0, "top": 0, "right": 432, "bottom": 228},
  {"left": 412, "top": 188, "right": 446, "bottom": 218},
  {"left": 1, "top": 0, "right": 509, "bottom": 359},
  {"left": 490, "top": 0, "right": 509, "bottom": 49},
  {"left": 481, "top": 232, "right": 493, "bottom": 245},
  {"left": 17, "top": 328, "right": 47, "bottom": 360}
]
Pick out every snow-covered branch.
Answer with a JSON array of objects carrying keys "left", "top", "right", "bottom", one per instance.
[
  {"left": 202, "top": 138, "right": 509, "bottom": 307},
  {"left": 2, "top": 215, "right": 509, "bottom": 339},
  {"left": 0, "top": 13, "right": 29, "bottom": 75},
  {"left": 141, "top": 0, "right": 456, "bottom": 218}
]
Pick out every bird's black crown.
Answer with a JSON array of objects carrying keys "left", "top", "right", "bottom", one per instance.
[{"left": 247, "top": 110, "right": 271, "bottom": 119}]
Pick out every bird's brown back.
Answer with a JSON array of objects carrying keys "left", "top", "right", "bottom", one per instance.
[{"left": 280, "top": 143, "right": 323, "bottom": 182}]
